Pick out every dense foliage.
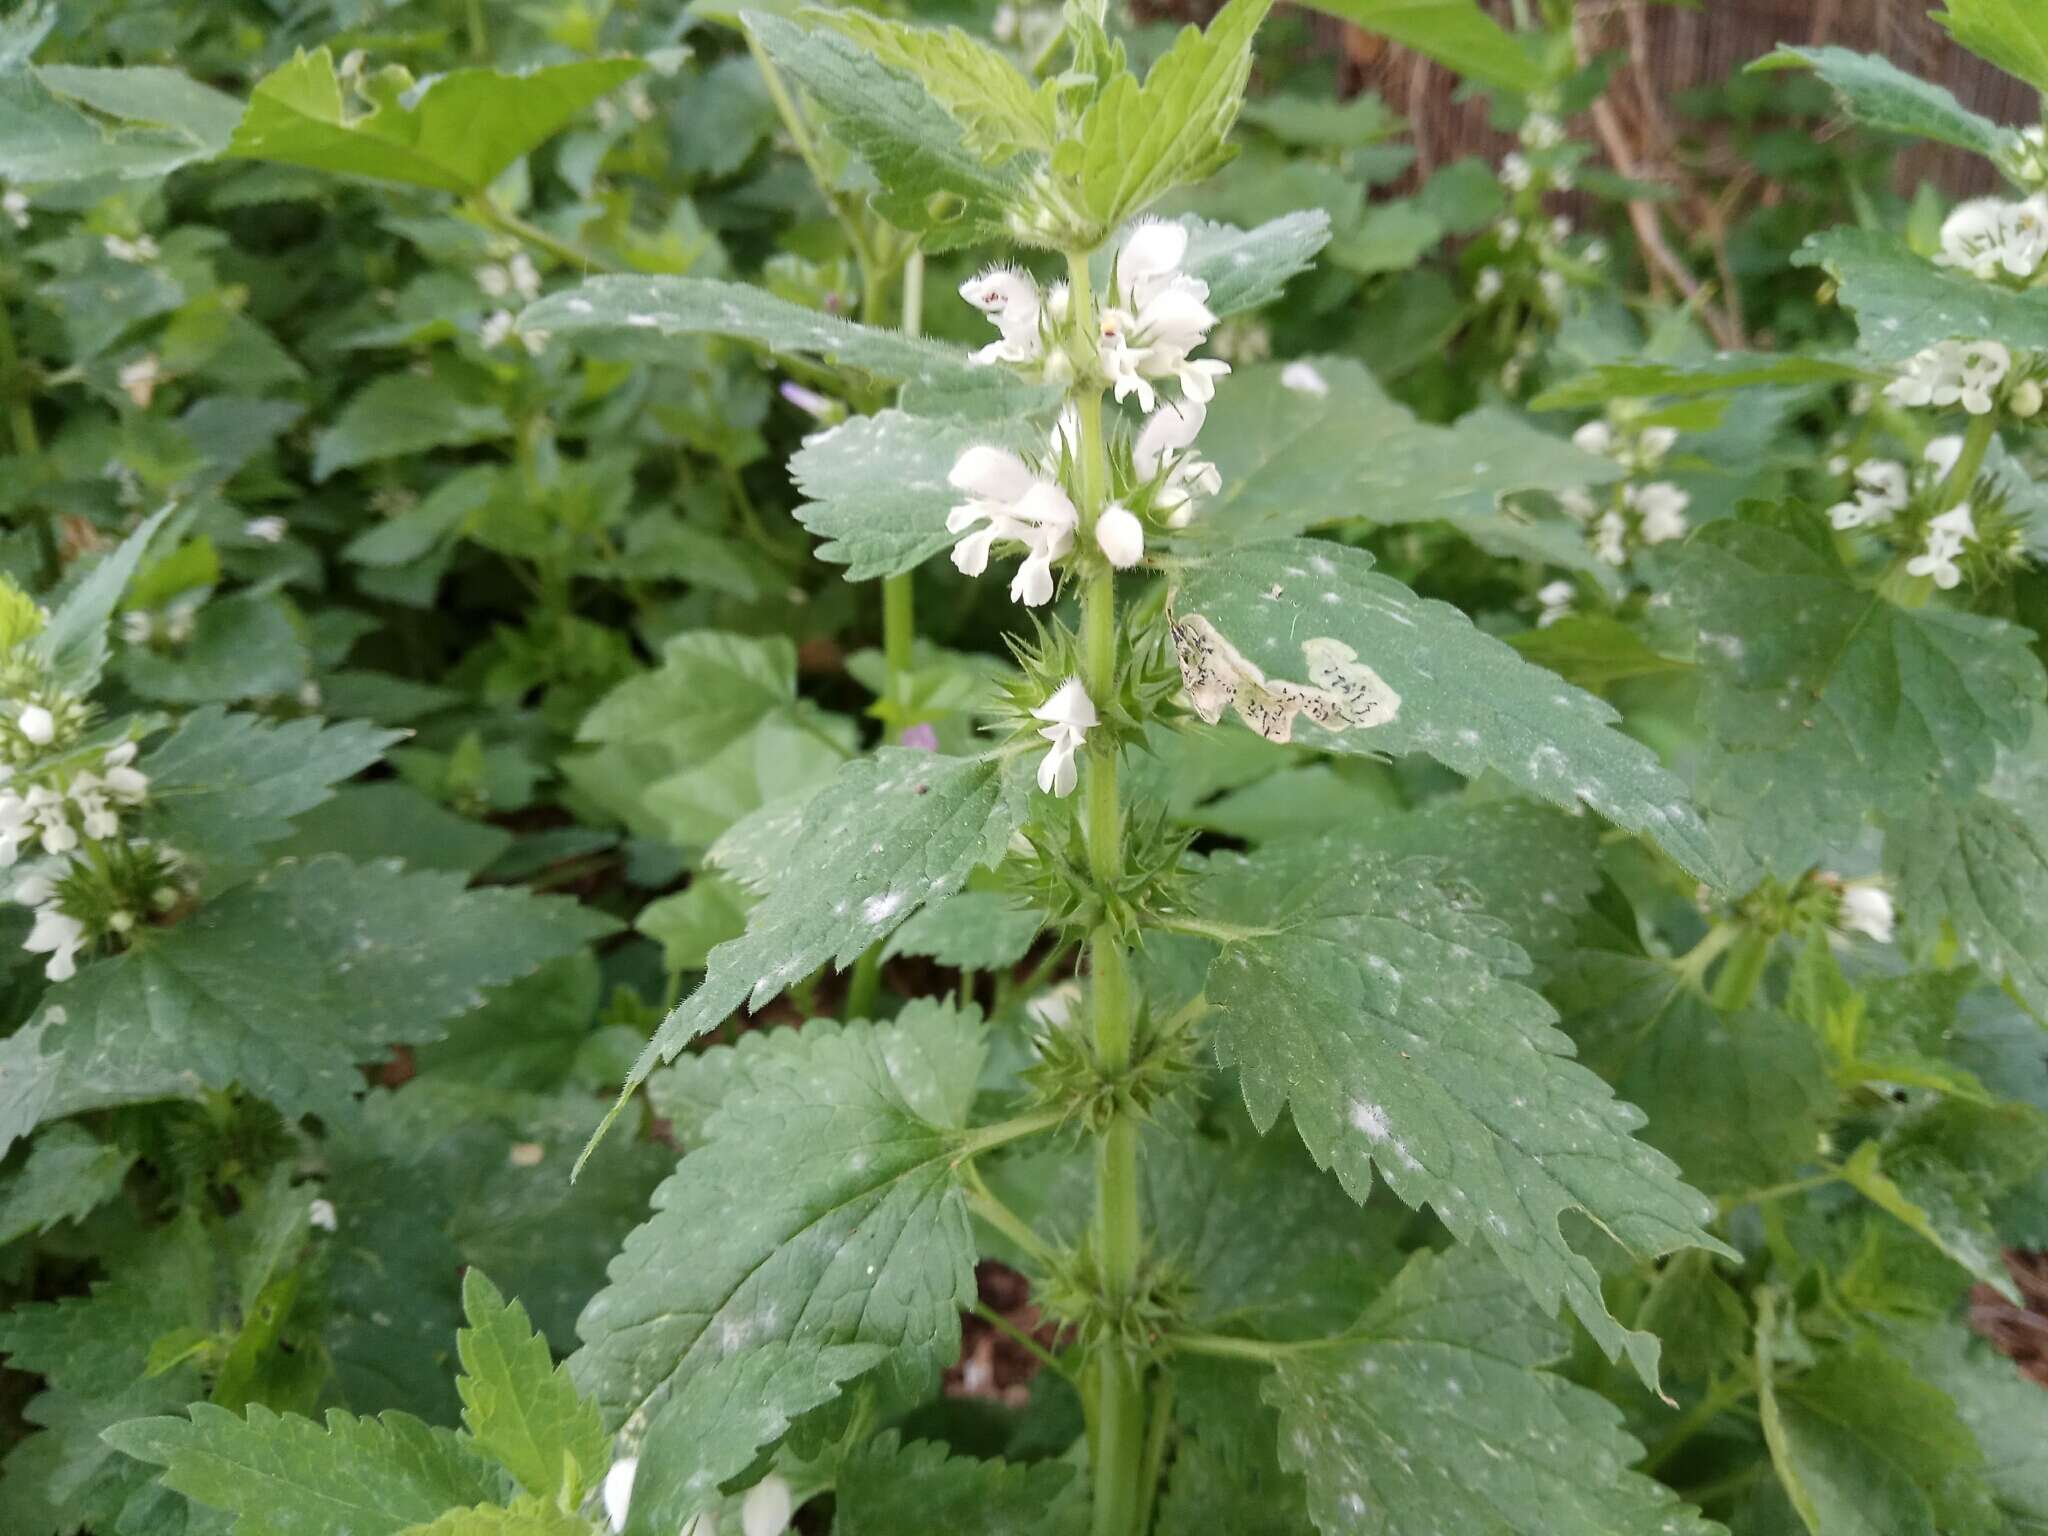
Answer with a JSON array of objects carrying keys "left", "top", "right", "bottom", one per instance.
[{"left": 8, "top": 0, "right": 2048, "bottom": 1533}]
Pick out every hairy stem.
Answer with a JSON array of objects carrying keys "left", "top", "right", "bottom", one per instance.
[{"left": 1066, "top": 246, "right": 1148, "bottom": 1536}]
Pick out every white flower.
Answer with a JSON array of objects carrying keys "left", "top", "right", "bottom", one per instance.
[
  {"left": 1637, "top": 426, "right": 1679, "bottom": 465},
  {"left": 3, "top": 189, "right": 27, "bottom": 229},
  {"left": 1935, "top": 197, "right": 2048, "bottom": 281},
  {"left": 102, "top": 233, "right": 158, "bottom": 264},
  {"left": 0, "top": 793, "right": 33, "bottom": 866},
  {"left": 1627, "top": 481, "right": 1690, "bottom": 544},
  {"left": 1557, "top": 486, "right": 1599, "bottom": 522},
  {"left": 27, "top": 786, "right": 73, "bottom": 855},
  {"left": 1279, "top": 361, "right": 1329, "bottom": 397},
  {"left": 1521, "top": 111, "right": 1565, "bottom": 149},
  {"left": 1132, "top": 398, "right": 1221, "bottom": 528},
  {"left": 308, "top": 1198, "right": 338, "bottom": 1231},
  {"left": 1825, "top": 459, "right": 1909, "bottom": 530},
  {"left": 1097, "top": 221, "right": 1228, "bottom": 411},
  {"left": 603, "top": 1458, "right": 638, "bottom": 1533},
  {"left": 480, "top": 309, "right": 516, "bottom": 349},
  {"left": 945, "top": 446, "right": 1077, "bottom": 607},
  {"left": 1497, "top": 216, "right": 1522, "bottom": 247},
  {"left": 1907, "top": 503, "right": 1976, "bottom": 589},
  {"left": 1536, "top": 579, "right": 1575, "bottom": 628},
  {"left": 1538, "top": 270, "right": 1567, "bottom": 310},
  {"left": 1031, "top": 678, "right": 1096, "bottom": 798},
  {"left": 1884, "top": 340, "right": 2011, "bottom": 414},
  {"left": 70, "top": 774, "right": 117, "bottom": 841},
  {"left": 1500, "top": 152, "right": 1532, "bottom": 191},
  {"left": 244, "top": 516, "right": 288, "bottom": 545},
  {"left": 1924, "top": 434, "right": 1965, "bottom": 481},
  {"left": 1583, "top": 237, "right": 1609, "bottom": 264},
  {"left": 960, "top": 266, "right": 1044, "bottom": 365},
  {"left": 13, "top": 870, "right": 53, "bottom": 907},
  {"left": 17, "top": 705, "right": 53, "bottom": 746},
  {"left": 741, "top": 1476, "right": 794, "bottom": 1536},
  {"left": 1474, "top": 266, "right": 1504, "bottom": 301},
  {"left": 117, "top": 355, "right": 162, "bottom": 409},
  {"left": 1571, "top": 420, "right": 1614, "bottom": 457},
  {"left": 1550, "top": 214, "right": 1575, "bottom": 243},
  {"left": 507, "top": 251, "right": 541, "bottom": 302},
  {"left": 1592, "top": 510, "right": 1628, "bottom": 566},
  {"left": 476, "top": 263, "right": 511, "bottom": 298},
  {"left": 1095, "top": 504, "right": 1145, "bottom": 568},
  {"left": 25, "top": 904, "right": 85, "bottom": 981},
  {"left": 1836, "top": 881, "right": 1895, "bottom": 944}
]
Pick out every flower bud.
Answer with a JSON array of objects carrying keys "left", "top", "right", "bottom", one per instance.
[
  {"left": 1095, "top": 505, "right": 1145, "bottom": 569},
  {"left": 2014, "top": 378, "right": 2044, "bottom": 418},
  {"left": 17, "top": 705, "right": 53, "bottom": 745},
  {"left": 742, "top": 1476, "right": 794, "bottom": 1536}
]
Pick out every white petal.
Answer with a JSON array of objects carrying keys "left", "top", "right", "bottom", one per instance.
[
  {"left": 742, "top": 1476, "right": 794, "bottom": 1536},
  {"left": 947, "top": 446, "right": 1037, "bottom": 504},
  {"left": 1095, "top": 505, "right": 1145, "bottom": 568},
  {"left": 603, "top": 1459, "right": 638, "bottom": 1533}
]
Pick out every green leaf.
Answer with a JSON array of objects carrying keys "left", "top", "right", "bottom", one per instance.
[
  {"left": 1185, "top": 360, "right": 1623, "bottom": 570},
  {"left": 0, "top": 1123, "right": 134, "bottom": 1245},
  {"left": 1172, "top": 538, "right": 1722, "bottom": 883},
  {"left": 1175, "top": 211, "right": 1334, "bottom": 317},
  {"left": 1265, "top": 1248, "right": 1719, "bottom": 1536},
  {"left": 1794, "top": 227, "right": 2048, "bottom": 360},
  {"left": 588, "top": 750, "right": 1028, "bottom": 1162},
  {"left": 1197, "top": 841, "right": 1728, "bottom": 1385},
  {"left": 816, "top": 11, "right": 1053, "bottom": 158},
  {"left": 1, "top": 856, "right": 615, "bottom": 1149},
  {"left": 313, "top": 373, "right": 512, "bottom": 482},
  {"left": 625, "top": 1341, "right": 883, "bottom": 1535},
  {"left": 1551, "top": 952, "right": 1832, "bottom": 1196},
  {"left": 1289, "top": 0, "right": 1542, "bottom": 93},
  {"left": 1891, "top": 762, "right": 2048, "bottom": 1015},
  {"left": 275, "top": 783, "right": 516, "bottom": 878},
  {"left": 1507, "top": 614, "right": 1693, "bottom": 695},
  {"left": 1670, "top": 517, "right": 2044, "bottom": 880},
  {"left": 1529, "top": 353, "right": 1882, "bottom": 412},
  {"left": 636, "top": 876, "right": 751, "bottom": 974},
  {"left": 833, "top": 1433, "right": 1085, "bottom": 1536},
  {"left": 32, "top": 505, "right": 171, "bottom": 695},
  {"left": 571, "top": 1004, "right": 986, "bottom": 1432},
  {"left": 1760, "top": 1339, "right": 1995, "bottom": 1536},
  {"left": 1934, "top": 0, "right": 2048, "bottom": 95},
  {"left": 398, "top": 1503, "right": 592, "bottom": 1536},
  {"left": 142, "top": 708, "right": 402, "bottom": 870},
  {"left": 0, "top": 59, "right": 241, "bottom": 183},
  {"left": 521, "top": 276, "right": 1047, "bottom": 416},
  {"left": 229, "top": 49, "right": 644, "bottom": 194},
  {"left": 1901, "top": 1321, "right": 2048, "bottom": 1531},
  {"left": 122, "top": 591, "right": 309, "bottom": 706},
  {"left": 455, "top": 1271, "right": 607, "bottom": 1506},
  {"left": 788, "top": 410, "right": 1042, "bottom": 580},
  {"left": 1058, "top": 0, "right": 1273, "bottom": 231},
  {"left": 1750, "top": 47, "right": 2015, "bottom": 160},
  {"left": 105, "top": 1403, "right": 504, "bottom": 1536},
  {"left": 882, "top": 889, "right": 1041, "bottom": 970},
  {"left": 745, "top": 12, "right": 1026, "bottom": 251}
]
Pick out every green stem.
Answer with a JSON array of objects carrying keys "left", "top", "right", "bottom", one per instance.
[
  {"left": 1132, "top": 1370, "right": 1175, "bottom": 1536},
  {"left": 464, "top": 0, "right": 488, "bottom": 59},
  {"left": 468, "top": 196, "right": 616, "bottom": 274},
  {"left": 1066, "top": 246, "right": 1147, "bottom": 1536},
  {"left": 844, "top": 948, "right": 883, "bottom": 1020},
  {"left": 1708, "top": 926, "right": 1772, "bottom": 1012},
  {"left": 1936, "top": 408, "right": 1997, "bottom": 507},
  {"left": 1671, "top": 921, "right": 1737, "bottom": 990},
  {"left": 878, "top": 248, "right": 926, "bottom": 728},
  {"left": 974, "top": 1300, "right": 1073, "bottom": 1382}
]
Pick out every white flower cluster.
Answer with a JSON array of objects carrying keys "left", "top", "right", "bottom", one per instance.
[
  {"left": 3, "top": 187, "right": 27, "bottom": 230},
  {"left": 1907, "top": 503, "right": 1977, "bottom": 589},
  {"left": 603, "top": 1459, "right": 793, "bottom": 1536},
  {"left": 103, "top": 233, "right": 159, "bottom": 265},
  {"left": 1829, "top": 877, "right": 1895, "bottom": 945},
  {"left": 1558, "top": 419, "right": 1690, "bottom": 566},
  {"left": 1935, "top": 195, "right": 2048, "bottom": 282},
  {"left": 1824, "top": 438, "right": 1987, "bottom": 590},
  {"left": 1031, "top": 677, "right": 1096, "bottom": 797},
  {"left": 1, "top": 737, "right": 154, "bottom": 982},
  {"left": 1825, "top": 458, "right": 1910, "bottom": 530},
  {"left": 949, "top": 221, "right": 1229, "bottom": 608},
  {"left": 121, "top": 602, "right": 199, "bottom": 648},
  {"left": 1884, "top": 340, "right": 2015, "bottom": 416}
]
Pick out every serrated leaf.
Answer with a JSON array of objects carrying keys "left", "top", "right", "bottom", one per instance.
[
  {"left": 1529, "top": 353, "right": 1881, "bottom": 411},
  {"left": 0, "top": 59, "right": 240, "bottom": 183},
  {"left": 1900, "top": 1320, "right": 2048, "bottom": 1531},
  {"left": 624, "top": 1341, "right": 883, "bottom": 1534},
  {"left": 816, "top": 12, "right": 1052, "bottom": 158},
  {"left": 229, "top": 49, "right": 643, "bottom": 193},
  {"left": 1184, "top": 361, "right": 1623, "bottom": 569},
  {"left": 313, "top": 373, "right": 512, "bottom": 482},
  {"left": 1752, "top": 47, "right": 2015, "bottom": 161},
  {"left": 1290, "top": 0, "right": 1540, "bottom": 92},
  {"left": 882, "top": 889, "right": 1041, "bottom": 969},
  {"left": 1197, "top": 841, "right": 1727, "bottom": 1384},
  {"left": 1760, "top": 1339, "right": 1996, "bottom": 1536},
  {"left": 32, "top": 506, "right": 171, "bottom": 695},
  {"left": 0, "top": 856, "right": 615, "bottom": 1151},
  {"left": 1551, "top": 951, "right": 1832, "bottom": 1196},
  {"left": 1669, "top": 518, "right": 2043, "bottom": 880},
  {"left": 788, "top": 410, "right": 1042, "bottom": 580},
  {"left": 1893, "top": 790, "right": 2048, "bottom": 1015},
  {"left": 455, "top": 1271, "right": 607, "bottom": 1505},
  {"left": 1175, "top": 211, "right": 1334, "bottom": 317},
  {"left": 1507, "top": 614, "right": 1693, "bottom": 695},
  {"left": 1060, "top": 0, "right": 1272, "bottom": 231},
  {"left": 589, "top": 750, "right": 1028, "bottom": 1161},
  {"left": 142, "top": 709, "right": 402, "bottom": 870},
  {"left": 1934, "top": 0, "right": 2048, "bottom": 94},
  {"left": 1794, "top": 228, "right": 2048, "bottom": 361},
  {"left": 0, "top": 1122, "right": 134, "bottom": 1245},
  {"left": 1172, "top": 538, "right": 1722, "bottom": 883},
  {"left": 1265, "top": 1248, "right": 1719, "bottom": 1536},
  {"left": 571, "top": 1004, "right": 986, "bottom": 1433},
  {"left": 521, "top": 276, "right": 1048, "bottom": 417},
  {"left": 745, "top": 12, "right": 1025, "bottom": 251},
  {"left": 122, "top": 591, "right": 310, "bottom": 706},
  {"left": 105, "top": 1403, "right": 504, "bottom": 1536},
  {"left": 833, "top": 1433, "right": 1085, "bottom": 1536}
]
